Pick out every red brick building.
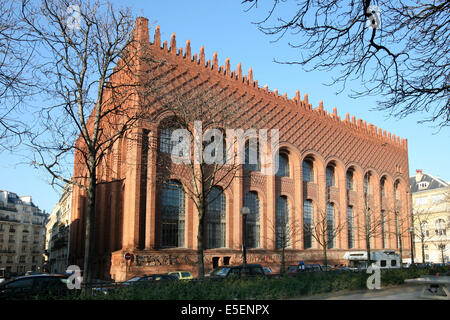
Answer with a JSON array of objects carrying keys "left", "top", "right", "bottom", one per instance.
[{"left": 69, "top": 18, "right": 412, "bottom": 281}]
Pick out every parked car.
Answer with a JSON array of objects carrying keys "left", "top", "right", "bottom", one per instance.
[
  {"left": 208, "top": 264, "right": 266, "bottom": 279},
  {"left": 286, "top": 265, "right": 300, "bottom": 275},
  {"left": 0, "top": 274, "right": 72, "bottom": 299},
  {"left": 300, "top": 264, "right": 323, "bottom": 272},
  {"left": 167, "top": 271, "right": 194, "bottom": 280},
  {"left": 321, "top": 265, "right": 334, "bottom": 271},
  {"left": 123, "top": 274, "right": 178, "bottom": 286}
]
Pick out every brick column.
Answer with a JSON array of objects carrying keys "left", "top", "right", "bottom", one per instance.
[
  {"left": 122, "top": 129, "right": 142, "bottom": 250},
  {"left": 145, "top": 131, "right": 157, "bottom": 249}
]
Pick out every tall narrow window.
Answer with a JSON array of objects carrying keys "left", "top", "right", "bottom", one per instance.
[
  {"left": 346, "top": 170, "right": 354, "bottom": 190},
  {"left": 364, "top": 172, "right": 371, "bottom": 195},
  {"left": 327, "top": 203, "right": 335, "bottom": 249},
  {"left": 244, "top": 191, "right": 260, "bottom": 248},
  {"left": 161, "top": 180, "right": 185, "bottom": 247},
  {"left": 276, "top": 196, "right": 290, "bottom": 249},
  {"left": 381, "top": 210, "right": 386, "bottom": 248},
  {"left": 380, "top": 177, "right": 386, "bottom": 198},
  {"left": 244, "top": 140, "right": 260, "bottom": 172},
  {"left": 302, "top": 159, "right": 314, "bottom": 182},
  {"left": 276, "top": 153, "right": 289, "bottom": 177},
  {"left": 326, "top": 165, "right": 335, "bottom": 187},
  {"left": 303, "top": 199, "right": 314, "bottom": 249},
  {"left": 206, "top": 187, "right": 226, "bottom": 249},
  {"left": 347, "top": 206, "right": 354, "bottom": 249}
]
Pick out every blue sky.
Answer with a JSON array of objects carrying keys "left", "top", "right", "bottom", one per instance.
[{"left": 1, "top": 0, "right": 448, "bottom": 213}]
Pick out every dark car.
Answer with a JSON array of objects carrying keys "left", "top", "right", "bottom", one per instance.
[
  {"left": 300, "top": 264, "right": 323, "bottom": 272},
  {"left": 0, "top": 274, "right": 72, "bottom": 299},
  {"left": 286, "top": 265, "right": 300, "bottom": 275},
  {"left": 123, "top": 274, "right": 178, "bottom": 286},
  {"left": 208, "top": 264, "right": 266, "bottom": 279}
]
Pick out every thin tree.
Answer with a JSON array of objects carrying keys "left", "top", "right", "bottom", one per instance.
[
  {"left": 304, "top": 204, "right": 345, "bottom": 268},
  {"left": 412, "top": 208, "right": 433, "bottom": 264},
  {"left": 242, "top": 0, "right": 449, "bottom": 128},
  {"left": 265, "top": 213, "right": 303, "bottom": 275},
  {"left": 20, "top": 0, "right": 162, "bottom": 287},
  {"left": 356, "top": 196, "right": 390, "bottom": 266}
]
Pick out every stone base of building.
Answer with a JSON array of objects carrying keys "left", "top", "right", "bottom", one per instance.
[{"left": 110, "top": 248, "right": 354, "bottom": 281}]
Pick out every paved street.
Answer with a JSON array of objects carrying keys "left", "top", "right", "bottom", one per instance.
[{"left": 295, "top": 283, "right": 446, "bottom": 300}]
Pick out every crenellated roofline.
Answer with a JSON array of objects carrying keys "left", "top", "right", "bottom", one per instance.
[{"left": 129, "top": 17, "right": 408, "bottom": 151}]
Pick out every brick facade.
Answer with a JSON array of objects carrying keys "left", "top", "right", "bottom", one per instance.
[{"left": 69, "top": 18, "right": 412, "bottom": 281}]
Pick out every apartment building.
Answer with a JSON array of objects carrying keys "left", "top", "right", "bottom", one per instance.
[{"left": 0, "top": 190, "right": 48, "bottom": 275}]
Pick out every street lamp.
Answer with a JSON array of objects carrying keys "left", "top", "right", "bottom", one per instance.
[
  {"left": 240, "top": 207, "right": 250, "bottom": 267},
  {"left": 409, "top": 226, "right": 415, "bottom": 266}
]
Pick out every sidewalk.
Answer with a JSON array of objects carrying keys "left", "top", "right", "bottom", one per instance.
[{"left": 292, "top": 283, "right": 429, "bottom": 300}]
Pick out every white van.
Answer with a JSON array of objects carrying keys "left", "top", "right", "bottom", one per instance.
[{"left": 343, "top": 250, "right": 400, "bottom": 271}]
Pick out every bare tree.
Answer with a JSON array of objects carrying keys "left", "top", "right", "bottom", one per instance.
[
  {"left": 20, "top": 0, "right": 163, "bottom": 286},
  {"left": 356, "top": 197, "right": 390, "bottom": 265},
  {"left": 412, "top": 208, "right": 434, "bottom": 264},
  {"left": 265, "top": 214, "right": 303, "bottom": 275},
  {"left": 304, "top": 205, "right": 345, "bottom": 268},
  {"left": 0, "top": 0, "right": 32, "bottom": 149},
  {"left": 242, "top": 0, "right": 450, "bottom": 128},
  {"left": 154, "top": 77, "right": 270, "bottom": 278}
]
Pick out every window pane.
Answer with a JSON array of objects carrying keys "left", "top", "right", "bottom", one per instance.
[
  {"left": 303, "top": 200, "right": 313, "bottom": 249},
  {"left": 161, "top": 180, "right": 185, "bottom": 247},
  {"left": 244, "top": 140, "right": 260, "bottom": 171},
  {"left": 346, "top": 171, "right": 354, "bottom": 190},
  {"left": 206, "top": 187, "right": 226, "bottom": 249},
  {"left": 276, "top": 154, "right": 289, "bottom": 177},
  {"left": 327, "top": 203, "right": 335, "bottom": 249},
  {"left": 276, "top": 196, "right": 289, "bottom": 249},
  {"left": 347, "top": 206, "right": 354, "bottom": 249},
  {"left": 302, "top": 160, "right": 313, "bottom": 182},
  {"left": 326, "top": 166, "right": 335, "bottom": 187},
  {"left": 244, "top": 191, "right": 260, "bottom": 248}
]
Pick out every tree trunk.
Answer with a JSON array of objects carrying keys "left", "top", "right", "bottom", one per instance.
[
  {"left": 421, "top": 240, "right": 426, "bottom": 264},
  {"left": 83, "top": 156, "right": 96, "bottom": 293},
  {"left": 197, "top": 199, "right": 205, "bottom": 279},
  {"left": 323, "top": 232, "right": 328, "bottom": 267},
  {"left": 398, "top": 235, "right": 403, "bottom": 269}
]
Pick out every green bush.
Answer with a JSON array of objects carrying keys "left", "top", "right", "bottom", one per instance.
[{"left": 44, "top": 265, "right": 448, "bottom": 300}]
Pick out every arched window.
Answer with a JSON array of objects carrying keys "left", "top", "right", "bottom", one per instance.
[
  {"left": 276, "top": 153, "right": 289, "bottom": 177},
  {"left": 346, "top": 169, "right": 354, "bottom": 190},
  {"left": 326, "top": 165, "right": 335, "bottom": 187},
  {"left": 244, "top": 191, "right": 260, "bottom": 248},
  {"left": 244, "top": 140, "right": 260, "bottom": 171},
  {"left": 206, "top": 187, "right": 226, "bottom": 249},
  {"left": 302, "top": 159, "right": 314, "bottom": 182},
  {"left": 303, "top": 199, "right": 314, "bottom": 249},
  {"left": 161, "top": 180, "right": 185, "bottom": 247},
  {"left": 347, "top": 206, "right": 354, "bottom": 249},
  {"left": 327, "top": 203, "right": 335, "bottom": 249},
  {"left": 276, "top": 196, "right": 290, "bottom": 249}
]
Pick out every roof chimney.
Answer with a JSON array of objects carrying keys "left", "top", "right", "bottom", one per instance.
[{"left": 415, "top": 169, "right": 423, "bottom": 183}]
